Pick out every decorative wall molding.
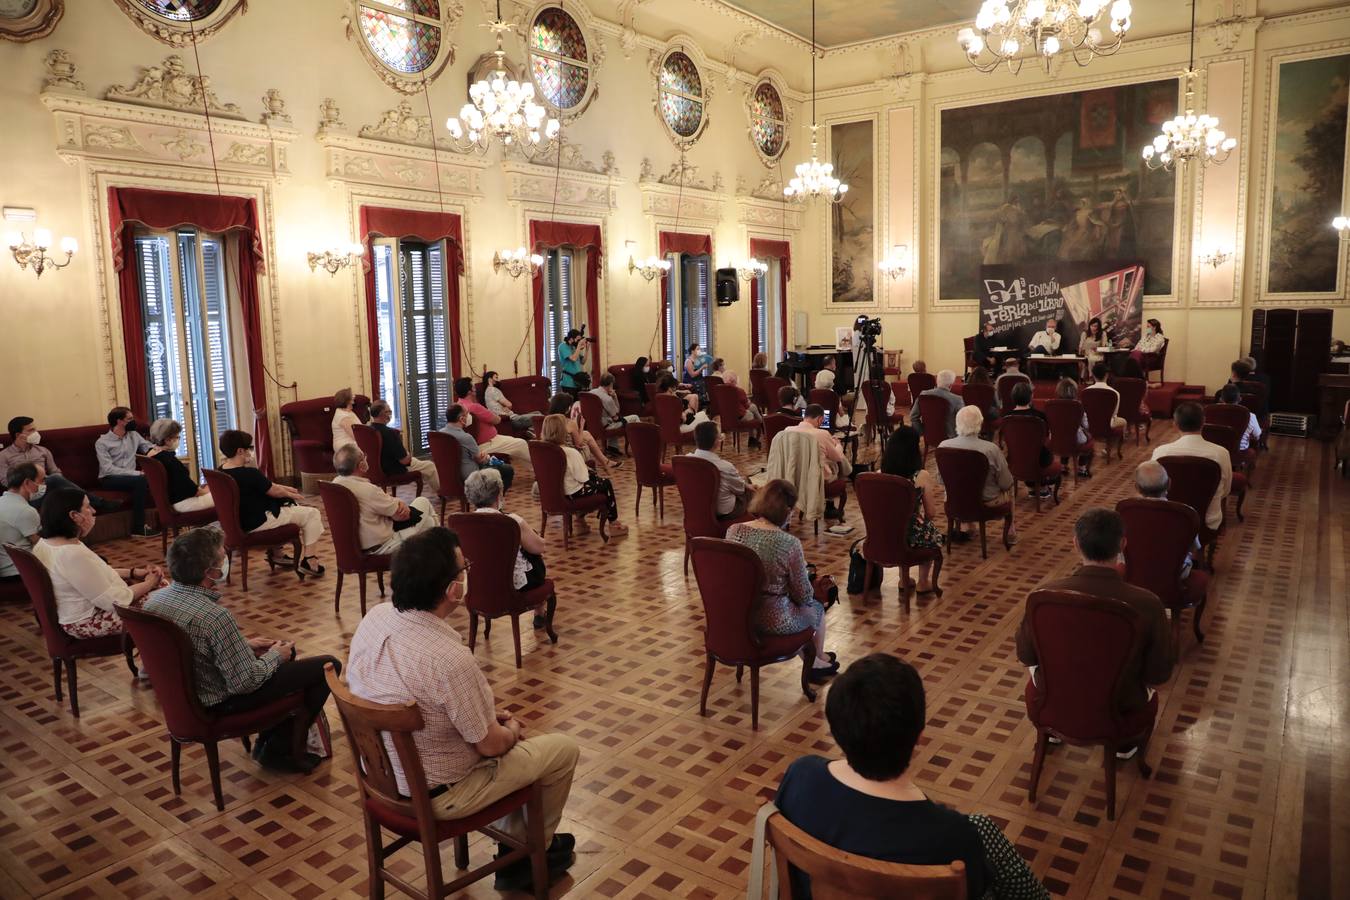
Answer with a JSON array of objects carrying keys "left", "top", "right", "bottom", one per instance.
[
  {"left": 109, "top": 0, "right": 246, "bottom": 47},
  {"left": 637, "top": 179, "right": 724, "bottom": 226},
  {"left": 259, "top": 89, "right": 292, "bottom": 127},
  {"left": 733, "top": 194, "right": 803, "bottom": 233},
  {"left": 42, "top": 49, "right": 83, "bottom": 92},
  {"left": 0, "top": 0, "right": 63, "bottom": 42},
  {"left": 735, "top": 173, "right": 785, "bottom": 202},
  {"left": 500, "top": 160, "right": 619, "bottom": 213},
  {"left": 640, "top": 157, "right": 722, "bottom": 193},
  {"left": 317, "top": 129, "right": 487, "bottom": 199},
  {"left": 359, "top": 100, "right": 433, "bottom": 146},
  {"left": 504, "top": 139, "right": 618, "bottom": 176},
  {"left": 106, "top": 54, "right": 246, "bottom": 120}
]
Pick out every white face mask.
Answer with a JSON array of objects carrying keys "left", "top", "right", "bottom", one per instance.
[
  {"left": 209, "top": 556, "right": 230, "bottom": 585},
  {"left": 26, "top": 431, "right": 41, "bottom": 446},
  {"left": 30, "top": 482, "right": 46, "bottom": 501}
]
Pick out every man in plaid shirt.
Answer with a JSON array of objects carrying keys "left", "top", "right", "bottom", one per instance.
[{"left": 144, "top": 528, "right": 339, "bottom": 773}]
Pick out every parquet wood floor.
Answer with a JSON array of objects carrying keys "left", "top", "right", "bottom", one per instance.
[{"left": 1, "top": 422, "right": 1346, "bottom": 899}]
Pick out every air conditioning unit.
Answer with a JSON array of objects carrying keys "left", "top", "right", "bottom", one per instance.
[{"left": 1269, "top": 412, "right": 1314, "bottom": 437}]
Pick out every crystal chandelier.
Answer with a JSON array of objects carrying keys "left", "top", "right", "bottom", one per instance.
[
  {"left": 784, "top": 0, "right": 848, "bottom": 204},
  {"left": 307, "top": 243, "right": 364, "bottom": 276},
  {"left": 1142, "top": 3, "right": 1235, "bottom": 171},
  {"left": 445, "top": 0, "right": 560, "bottom": 153},
  {"left": 957, "top": 0, "right": 1132, "bottom": 74},
  {"left": 878, "top": 244, "right": 910, "bottom": 279},
  {"left": 1196, "top": 245, "right": 1232, "bottom": 269},
  {"left": 493, "top": 248, "right": 543, "bottom": 278}
]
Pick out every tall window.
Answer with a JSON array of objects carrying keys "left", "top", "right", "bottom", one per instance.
[
  {"left": 753, "top": 259, "right": 782, "bottom": 362},
  {"left": 134, "top": 228, "right": 240, "bottom": 477},
  {"left": 664, "top": 253, "right": 712, "bottom": 365},
  {"left": 351, "top": 0, "right": 453, "bottom": 91},
  {"left": 540, "top": 248, "right": 584, "bottom": 391},
  {"left": 529, "top": 6, "right": 591, "bottom": 113},
  {"left": 371, "top": 238, "right": 450, "bottom": 455},
  {"left": 748, "top": 80, "right": 786, "bottom": 162},
  {"left": 657, "top": 49, "right": 708, "bottom": 145}
]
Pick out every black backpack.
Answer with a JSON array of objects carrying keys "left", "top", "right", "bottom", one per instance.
[{"left": 846, "top": 538, "right": 881, "bottom": 594}]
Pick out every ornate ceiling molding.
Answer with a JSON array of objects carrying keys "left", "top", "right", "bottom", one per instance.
[
  {"left": 637, "top": 159, "right": 724, "bottom": 226},
  {"left": 500, "top": 160, "right": 618, "bottom": 213},
  {"left": 359, "top": 100, "right": 433, "bottom": 146},
  {"left": 106, "top": 54, "right": 245, "bottom": 120},
  {"left": 317, "top": 99, "right": 486, "bottom": 198},
  {"left": 0, "top": 0, "right": 63, "bottom": 42}
]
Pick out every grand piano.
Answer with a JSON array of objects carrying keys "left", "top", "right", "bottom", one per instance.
[{"left": 777, "top": 347, "right": 853, "bottom": 392}]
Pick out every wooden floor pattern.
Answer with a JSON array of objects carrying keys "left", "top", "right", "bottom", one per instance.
[{"left": 0, "top": 422, "right": 1346, "bottom": 899}]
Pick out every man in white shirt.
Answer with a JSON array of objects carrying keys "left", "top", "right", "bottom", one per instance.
[
  {"left": 689, "top": 421, "right": 751, "bottom": 519},
  {"left": 1084, "top": 362, "right": 1127, "bottom": 429},
  {"left": 331, "top": 445, "right": 435, "bottom": 554},
  {"left": 1027, "top": 318, "right": 1062, "bottom": 355},
  {"left": 814, "top": 356, "right": 838, "bottom": 392},
  {"left": 1151, "top": 402, "right": 1230, "bottom": 530},
  {"left": 1217, "top": 384, "right": 1262, "bottom": 452}
]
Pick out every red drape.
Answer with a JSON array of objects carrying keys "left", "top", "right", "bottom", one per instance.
[
  {"left": 658, "top": 231, "right": 714, "bottom": 361},
  {"left": 109, "top": 187, "right": 275, "bottom": 477},
  {"left": 750, "top": 238, "right": 791, "bottom": 356},
  {"left": 359, "top": 206, "right": 465, "bottom": 397},
  {"left": 529, "top": 221, "right": 603, "bottom": 379}
]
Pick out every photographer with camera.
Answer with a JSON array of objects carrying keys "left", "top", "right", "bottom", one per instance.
[{"left": 557, "top": 327, "right": 593, "bottom": 392}]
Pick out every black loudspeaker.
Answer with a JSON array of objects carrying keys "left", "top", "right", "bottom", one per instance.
[
  {"left": 715, "top": 268, "right": 739, "bottom": 306},
  {"left": 1290, "top": 308, "right": 1332, "bottom": 414}
]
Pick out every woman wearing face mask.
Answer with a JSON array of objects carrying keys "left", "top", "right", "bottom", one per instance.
[
  {"left": 149, "top": 419, "right": 214, "bottom": 512},
  {"left": 218, "top": 430, "right": 326, "bottom": 577},
  {"left": 725, "top": 479, "right": 838, "bottom": 683},
  {"left": 1130, "top": 318, "right": 1165, "bottom": 370},
  {"left": 463, "top": 467, "right": 552, "bottom": 629},
  {"left": 32, "top": 488, "right": 164, "bottom": 638}
]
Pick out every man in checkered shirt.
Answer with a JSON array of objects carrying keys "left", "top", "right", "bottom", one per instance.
[{"left": 346, "top": 526, "right": 579, "bottom": 893}]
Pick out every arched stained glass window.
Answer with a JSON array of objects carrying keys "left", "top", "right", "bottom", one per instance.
[
  {"left": 749, "top": 80, "right": 786, "bottom": 160},
  {"left": 658, "top": 50, "right": 706, "bottom": 143},
  {"left": 136, "top": 0, "right": 221, "bottom": 20},
  {"left": 358, "top": 0, "right": 443, "bottom": 75},
  {"left": 113, "top": 0, "right": 244, "bottom": 44},
  {"left": 529, "top": 6, "right": 590, "bottom": 112}
]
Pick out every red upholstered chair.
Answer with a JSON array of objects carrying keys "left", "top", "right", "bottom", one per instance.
[
  {"left": 1155, "top": 455, "right": 1222, "bottom": 567},
  {"left": 577, "top": 391, "right": 626, "bottom": 457},
  {"left": 527, "top": 440, "right": 608, "bottom": 549},
  {"left": 916, "top": 393, "right": 952, "bottom": 462},
  {"left": 201, "top": 469, "right": 304, "bottom": 591},
  {"left": 861, "top": 380, "right": 904, "bottom": 444},
  {"left": 907, "top": 371, "right": 937, "bottom": 399},
  {"left": 690, "top": 537, "right": 816, "bottom": 730},
  {"left": 996, "top": 373, "right": 1031, "bottom": 412},
  {"left": 934, "top": 447, "right": 1013, "bottom": 559},
  {"left": 713, "top": 383, "right": 763, "bottom": 451},
  {"left": 671, "top": 455, "right": 746, "bottom": 576},
  {"left": 317, "top": 481, "right": 390, "bottom": 616},
  {"left": 137, "top": 454, "right": 218, "bottom": 556},
  {"left": 963, "top": 336, "right": 978, "bottom": 379},
  {"left": 961, "top": 383, "right": 997, "bottom": 437},
  {"left": 1205, "top": 403, "right": 1258, "bottom": 471},
  {"left": 1081, "top": 389, "right": 1125, "bottom": 461},
  {"left": 763, "top": 413, "right": 798, "bottom": 452},
  {"left": 855, "top": 473, "right": 943, "bottom": 598},
  {"left": 7, "top": 545, "right": 138, "bottom": 717},
  {"left": 495, "top": 375, "right": 552, "bottom": 436},
  {"left": 1201, "top": 424, "right": 1248, "bottom": 522},
  {"left": 891, "top": 380, "right": 911, "bottom": 411},
  {"left": 653, "top": 393, "right": 697, "bottom": 459},
  {"left": 1022, "top": 589, "right": 1158, "bottom": 820},
  {"left": 808, "top": 388, "right": 839, "bottom": 416},
  {"left": 1117, "top": 498, "right": 1210, "bottom": 651},
  {"left": 999, "top": 416, "right": 1062, "bottom": 511},
  {"left": 117, "top": 604, "right": 309, "bottom": 811},
  {"left": 1238, "top": 379, "right": 1270, "bottom": 450},
  {"left": 449, "top": 512, "right": 558, "bottom": 668},
  {"left": 704, "top": 375, "right": 725, "bottom": 419},
  {"left": 761, "top": 376, "right": 791, "bottom": 412},
  {"left": 1139, "top": 337, "right": 1168, "bottom": 384},
  {"left": 607, "top": 364, "right": 646, "bottom": 418},
  {"left": 1113, "top": 377, "right": 1152, "bottom": 444},
  {"left": 353, "top": 424, "right": 422, "bottom": 499},
  {"left": 748, "top": 367, "right": 771, "bottom": 410},
  {"left": 279, "top": 395, "right": 370, "bottom": 476},
  {"left": 324, "top": 665, "right": 551, "bottom": 900},
  {"left": 1044, "top": 399, "right": 1093, "bottom": 483},
  {"left": 426, "top": 430, "right": 469, "bottom": 522},
  {"left": 627, "top": 422, "right": 675, "bottom": 520}
]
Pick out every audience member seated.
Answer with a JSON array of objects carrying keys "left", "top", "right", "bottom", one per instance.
[
  {"left": 1084, "top": 362, "right": 1127, "bottom": 430},
  {"left": 1, "top": 416, "right": 107, "bottom": 510},
  {"left": 454, "top": 377, "right": 532, "bottom": 469},
  {"left": 1130, "top": 318, "right": 1166, "bottom": 374},
  {"left": 879, "top": 428, "right": 944, "bottom": 592},
  {"left": 995, "top": 358, "right": 1027, "bottom": 409},
  {"left": 752, "top": 352, "right": 769, "bottom": 371},
  {"left": 723, "top": 372, "right": 764, "bottom": 448},
  {"left": 540, "top": 414, "right": 627, "bottom": 536},
  {"left": 96, "top": 406, "right": 160, "bottom": 537},
  {"left": 1079, "top": 317, "right": 1108, "bottom": 368},
  {"left": 590, "top": 373, "right": 640, "bottom": 452},
  {"left": 546, "top": 392, "right": 619, "bottom": 477},
  {"left": 775, "top": 653, "right": 1048, "bottom": 900},
  {"left": 218, "top": 429, "right": 326, "bottom": 577},
  {"left": 787, "top": 404, "right": 852, "bottom": 483},
  {"left": 657, "top": 372, "right": 702, "bottom": 419},
  {"left": 910, "top": 369, "right": 963, "bottom": 438},
  {"left": 940, "top": 406, "right": 1018, "bottom": 545},
  {"left": 33, "top": 487, "right": 163, "bottom": 638},
  {"left": 912, "top": 360, "right": 927, "bottom": 376},
  {"left": 776, "top": 384, "right": 805, "bottom": 415},
  {"left": 1016, "top": 508, "right": 1174, "bottom": 750},
  {"left": 144, "top": 528, "right": 338, "bottom": 774},
  {"left": 482, "top": 370, "right": 539, "bottom": 434},
  {"left": 332, "top": 444, "right": 436, "bottom": 553},
  {"left": 465, "top": 468, "right": 551, "bottom": 629},
  {"left": 1001, "top": 382, "right": 1057, "bottom": 499},
  {"left": 632, "top": 355, "right": 658, "bottom": 403},
  {"left": 813, "top": 355, "right": 838, "bottom": 392},
  {"left": 345, "top": 527, "right": 580, "bottom": 892},
  {"left": 331, "top": 387, "right": 360, "bottom": 452},
  {"left": 1134, "top": 461, "right": 1201, "bottom": 581},
  {"left": 690, "top": 420, "right": 753, "bottom": 520},
  {"left": 966, "top": 367, "right": 998, "bottom": 418},
  {"left": 1217, "top": 384, "right": 1261, "bottom": 452},
  {"left": 1216, "top": 359, "right": 1251, "bottom": 400},
  {"left": 148, "top": 419, "right": 215, "bottom": 512},
  {"left": 973, "top": 320, "right": 999, "bottom": 370},
  {"left": 1054, "top": 379, "right": 1094, "bottom": 477},
  {"left": 726, "top": 480, "right": 837, "bottom": 683},
  {"left": 439, "top": 404, "right": 515, "bottom": 491},
  {"left": 0, "top": 463, "right": 44, "bottom": 585},
  {"left": 369, "top": 400, "right": 440, "bottom": 494},
  {"left": 1241, "top": 355, "right": 1271, "bottom": 418},
  {"left": 1151, "top": 402, "right": 1231, "bottom": 531}
]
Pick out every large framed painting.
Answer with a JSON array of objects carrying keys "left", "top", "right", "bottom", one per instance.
[
  {"left": 830, "top": 118, "right": 875, "bottom": 304},
  {"left": 938, "top": 79, "right": 1178, "bottom": 301},
  {"left": 1264, "top": 52, "right": 1350, "bottom": 296}
]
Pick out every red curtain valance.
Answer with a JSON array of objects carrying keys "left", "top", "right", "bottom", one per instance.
[
  {"left": 660, "top": 231, "right": 712, "bottom": 258},
  {"left": 110, "top": 187, "right": 264, "bottom": 273},
  {"left": 530, "top": 220, "right": 603, "bottom": 379},
  {"left": 749, "top": 238, "right": 791, "bottom": 281}
]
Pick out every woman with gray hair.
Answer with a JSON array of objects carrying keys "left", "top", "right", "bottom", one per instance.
[
  {"left": 149, "top": 419, "right": 214, "bottom": 512},
  {"left": 465, "top": 468, "right": 551, "bottom": 628}
]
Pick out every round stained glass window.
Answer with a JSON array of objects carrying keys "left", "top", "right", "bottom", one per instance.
[
  {"left": 357, "top": 0, "right": 443, "bottom": 75},
  {"left": 659, "top": 50, "right": 706, "bottom": 141},
  {"left": 136, "top": 0, "right": 222, "bottom": 20},
  {"left": 749, "top": 81, "right": 786, "bottom": 160},
  {"left": 529, "top": 7, "right": 590, "bottom": 112}
]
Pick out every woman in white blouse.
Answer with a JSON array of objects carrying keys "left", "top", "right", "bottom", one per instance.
[
  {"left": 331, "top": 387, "right": 360, "bottom": 452},
  {"left": 32, "top": 488, "right": 163, "bottom": 639},
  {"left": 540, "top": 414, "right": 627, "bottom": 536},
  {"left": 464, "top": 467, "right": 553, "bottom": 628}
]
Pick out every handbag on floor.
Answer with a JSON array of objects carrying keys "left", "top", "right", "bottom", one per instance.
[{"left": 846, "top": 538, "right": 881, "bottom": 594}]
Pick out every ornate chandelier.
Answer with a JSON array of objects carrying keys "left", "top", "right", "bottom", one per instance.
[
  {"left": 493, "top": 247, "right": 543, "bottom": 279},
  {"left": 445, "top": 0, "right": 560, "bottom": 152},
  {"left": 1142, "top": 3, "right": 1235, "bottom": 171},
  {"left": 957, "top": 0, "right": 1132, "bottom": 74},
  {"left": 784, "top": 0, "right": 847, "bottom": 204},
  {"left": 734, "top": 258, "right": 768, "bottom": 281},
  {"left": 878, "top": 244, "right": 910, "bottom": 279},
  {"left": 627, "top": 254, "right": 671, "bottom": 282}
]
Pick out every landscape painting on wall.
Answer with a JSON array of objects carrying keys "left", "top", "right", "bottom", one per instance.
[
  {"left": 831, "top": 119, "right": 875, "bottom": 303},
  {"left": 938, "top": 79, "right": 1178, "bottom": 300},
  {"left": 1266, "top": 53, "right": 1350, "bottom": 295}
]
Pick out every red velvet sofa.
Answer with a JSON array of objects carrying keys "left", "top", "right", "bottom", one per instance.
[
  {"left": 279, "top": 394, "right": 371, "bottom": 476},
  {"left": 490, "top": 376, "right": 551, "bottom": 438}
]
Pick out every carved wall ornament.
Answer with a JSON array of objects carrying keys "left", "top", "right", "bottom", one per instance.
[
  {"left": 391, "top": 162, "right": 425, "bottom": 184},
  {"left": 0, "top": 0, "right": 63, "bottom": 43},
  {"left": 83, "top": 124, "right": 142, "bottom": 152},
  {"left": 42, "top": 49, "right": 83, "bottom": 92},
  {"left": 616, "top": 0, "right": 650, "bottom": 58},
  {"left": 736, "top": 173, "right": 786, "bottom": 202},
  {"left": 222, "top": 142, "right": 270, "bottom": 166},
  {"left": 342, "top": 155, "right": 381, "bottom": 178},
  {"left": 260, "top": 89, "right": 292, "bottom": 126},
  {"left": 106, "top": 55, "right": 245, "bottom": 119},
  {"left": 1211, "top": 0, "right": 1249, "bottom": 54},
  {"left": 504, "top": 139, "right": 618, "bottom": 175},
  {"left": 359, "top": 100, "right": 433, "bottom": 146},
  {"left": 110, "top": 0, "right": 248, "bottom": 47},
  {"left": 318, "top": 98, "right": 345, "bottom": 133},
  {"left": 156, "top": 130, "right": 207, "bottom": 160},
  {"left": 724, "top": 30, "right": 757, "bottom": 89},
  {"left": 640, "top": 157, "right": 720, "bottom": 193}
]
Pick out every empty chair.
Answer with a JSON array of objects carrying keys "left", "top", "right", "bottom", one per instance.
[
  {"left": 916, "top": 394, "right": 953, "bottom": 462},
  {"left": 763, "top": 413, "right": 799, "bottom": 452},
  {"left": 201, "top": 469, "right": 304, "bottom": 591},
  {"left": 998, "top": 416, "right": 1061, "bottom": 512},
  {"left": 907, "top": 371, "right": 937, "bottom": 398},
  {"left": 577, "top": 390, "right": 626, "bottom": 457},
  {"left": 1081, "top": 389, "right": 1125, "bottom": 461},
  {"left": 317, "top": 481, "right": 389, "bottom": 616},
  {"left": 671, "top": 455, "right": 742, "bottom": 575},
  {"left": 1117, "top": 498, "right": 1210, "bottom": 652},
  {"left": 1113, "top": 377, "right": 1151, "bottom": 444},
  {"left": 934, "top": 447, "right": 1013, "bottom": 559},
  {"left": 653, "top": 393, "right": 697, "bottom": 459},
  {"left": 1155, "top": 456, "right": 1223, "bottom": 567},
  {"left": 353, "top": 423, "right": 422, "bottom": 498},
  {"left": 854, "top": 473, "right": 943, "bottom": 598},
  {"left": 426, "top": 430, "right": 469, "bottom": 522},
  {"left": 137, "top": 454, "right": 217, "bottom": 555},
  {"left": 526, "top": 440, "right": 608, "bottom": 549},
  {"left": 627, "top": 421, "right": 676, "bottom": 520},
  {"left": 1200, "top": 423, "right": 1248, "bottom": 522}
]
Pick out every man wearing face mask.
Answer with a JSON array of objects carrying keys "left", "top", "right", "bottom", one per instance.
[
  {"left": 95, "top": 407, "right": 159, "bottom": 537},
  {"left": 144, "top": 527, "right": 340, "bottom": 774},
  {"left": 0, "top": 463, "right": 44, "bottom": 584},
  {"left": 1, "top": 416, "right": 104, "bottom": 512},
  {"left": 332, "top": 444, "right": 436, "bottom": 554}
]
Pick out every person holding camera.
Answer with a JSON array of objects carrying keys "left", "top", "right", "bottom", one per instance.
[{"left": 557, "top": 328, "right": 590, "bottom": 392}]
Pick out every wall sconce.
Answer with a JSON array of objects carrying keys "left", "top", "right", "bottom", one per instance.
[
  {"left": 732, "top": 258, "right": 768, "bottom": 281},
  {"left": 5, "top": 227, "right": 77, "bottom": 278},
  {"left": 878, "top": 244, "right": 909, "bottom": 279},
  {"left": 1334, "top": 216, "right": 1350, "bottom": 241},
  {"left": 1197, "top": 245, "right": 1233, "bottom": 269},
  {"left": 308, "top": 243, "right": 364, "bottom": 275},
  {"left": 493, "top": 247, "right": 543, "bottom": 278}
]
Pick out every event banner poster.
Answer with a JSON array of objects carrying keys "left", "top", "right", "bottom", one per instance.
[{"left": 978, "top": 260, "right": 1145, "bottom": 356}]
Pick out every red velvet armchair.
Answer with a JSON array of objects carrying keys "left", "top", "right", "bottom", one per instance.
[
  {"left": 653, "top": 393, "right": 696, "bottom": 459},
  {"left": 1081, "top": 389, "right": 1125, "bottom": 461},
  {"left": 317, "top": 481, "right": 390, "bottom": 616},
  {"left": 690, "top": 537, "right": 816, "bottom": 731},
  {"left": 907, "top": 371, "right": 936, "bottom": 399},
  {"left": 426, "top": 430, "right": 468, "bottom": 522},
  {"left": 577, "top": 390, "right": 626, "bottom": 456},
  {"left": 495, "top": 376, "right": 551, "bottom": 436},
  {"left": 201, "top": 469, "right": 304, "bottom": 591},
  {"left": 1113, "top": 377, "right": 1152, "bottom": 444},
  {"left": 1044, "top": 399, "right": 1093, "bottom": 483},
  {"left": 861, "top": 380, "right": 904, "bottom": 444},
  {"left": 1117, "top": 498, "right": 1210, "bottom": 651},
  {"left": 761, "top": 376, "right": 791, "bottom": 411},
  {"left": 279, "top": 395, "right": 370, "bottom": 476},
  {"left": 712, "top": 383, "right": 762, "bottom": 451},
  {"left": 999, "top": 416, "right": 1062, "bottom": 511},
  {"left": 762, "top": 413, "right": 798, "bottom": 452},
  {"left": 996, "top": 373, "right": 1031, "bottom": 412},
  {"left": 855, "top": 473, "right": 943, "bottom": 598},
  {"left": 1201, "top": 424, "right": 1248, "bottom": 522},
  {"left": 1204, "top": 403, "right": 1257, "bottom": 471},
  {"left": 916, "top": 394, "right": 952, "bottom": 462},
  {"left": 1139, "top": 337, "right": 1169, "bottom": 384},
  {"left": 607, "top": 364, "right": 647, "bottom": 418},
  {"left": 748, "top": 367, "right": 771, "bottom": 410},
  {"left": 137, "top": 454, "right": 218, "bottom": 555},
  {"left": 353, "top": 424, "right": 422, "bottom": 499},
  {"left": 1155, "top": 455, "right": 1223, "bottom": 567},
  {"left": 671, "top": 455, "right": 747, "bottom": 576},
  {"left": 526, "top": 440, "right": 608, "bottom": 549},
  {"left": 627, "top": 422, "right": 675, "bottom": 520},
  {"left": 934, "top": 447, "right": 1013, "bottom": 559}
]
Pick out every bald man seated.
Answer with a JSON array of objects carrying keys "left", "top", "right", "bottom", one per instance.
[{"left": 1133, "top": 461, "right": 1201, "bottom": 582}]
